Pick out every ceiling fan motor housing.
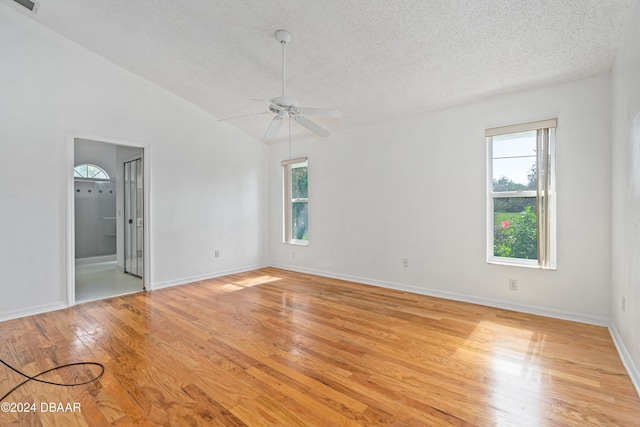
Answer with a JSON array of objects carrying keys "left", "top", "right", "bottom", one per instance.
[{"left": 269, "top": 96, "right": 299, "bottom": 112}]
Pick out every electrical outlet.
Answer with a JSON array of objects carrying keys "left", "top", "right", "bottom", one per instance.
[
  {"left": 292, "top": 252, "right": 296, "bottom": 259},
  {"left": 622, "top": 297, "right": 626, "bottom": 312},
  {"left": 403, "top": 258, "right": 409, "bottom": 268},
  {"left": 214, "top": 250, "right": 220, "bottom": 258},
  {"left": 509, "top": 279, "right": 518, "bottom": 291}
]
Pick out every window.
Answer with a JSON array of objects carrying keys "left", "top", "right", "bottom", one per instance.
[
  {"left": 486, "top": 119, "right": 556, "bottom": 269},
  {"left": 74, "top": 164, "right": 110, "bottom": 180},
  {"left": 282, "top": 157, "right": 308, "bottom": 244}
]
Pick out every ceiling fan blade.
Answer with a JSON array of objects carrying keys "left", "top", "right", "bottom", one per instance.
[
  {"left": 264, "top": 116, "right": 284, "bottom": 140},
  {"left": 294, "top": 115, "right": 331, "bottom": 137},
  {"left": 297, "top": 107, "right": 342, "bottom": 119},
  {"left": 217, "top": 111, "right": 267, "bottom": 122}
]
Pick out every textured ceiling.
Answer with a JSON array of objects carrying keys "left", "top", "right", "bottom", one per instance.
[{"left": 3, "top": 0, "right": 632, "bottom": 142}]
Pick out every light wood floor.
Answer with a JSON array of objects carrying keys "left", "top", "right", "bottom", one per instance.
[{"left": 1, "top": 268, "right": 638, "bottom": 426}]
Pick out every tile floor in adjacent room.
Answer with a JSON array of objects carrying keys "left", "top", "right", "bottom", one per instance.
[{"left": 75, "top": 261, "right": 143, "bottom": 303}]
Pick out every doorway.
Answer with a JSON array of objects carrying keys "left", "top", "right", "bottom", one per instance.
[{"left": 72, "top": 138, "right": 146, "bottom": 303}]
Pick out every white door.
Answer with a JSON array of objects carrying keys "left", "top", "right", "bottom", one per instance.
[{"left": 124, "top": 158, "right": 143, "bottom": 277}]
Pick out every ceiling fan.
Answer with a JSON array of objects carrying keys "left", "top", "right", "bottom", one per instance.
[{"left": 220, "top": 30, "right": 341, "bottom": 140}]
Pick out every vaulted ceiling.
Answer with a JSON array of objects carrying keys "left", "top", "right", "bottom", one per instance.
[{"left": 4, "top": 0, "right": 632, "bottom": 142}]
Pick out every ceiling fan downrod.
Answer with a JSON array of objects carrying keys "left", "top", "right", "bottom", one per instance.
[{"left": 275, "top": 30, "right": 292, "bottom": 97}]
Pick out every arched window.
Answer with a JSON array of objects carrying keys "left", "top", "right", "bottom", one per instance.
[{"left": 74, "top": 164, "right": 110, "bottom": 180}]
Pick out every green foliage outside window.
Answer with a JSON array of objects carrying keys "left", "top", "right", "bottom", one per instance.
[
  {"left": 291, "top": 165, "right": 308, "bottom": 241},
  {"left": 493, "top": 169, "right": 538, "bottom": 260},
  {"left": 494, "top": 205, "right": 537, "bottom": 259}
]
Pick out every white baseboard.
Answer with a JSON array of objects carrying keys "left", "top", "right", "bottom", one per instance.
[
  {"left": 270, "top": 263, "right": 610, "bottom": 327},
  {"left": 151, "top": 263, "right": 271, "bottom": 290},
  {"left": 0, "top": 301, "right": 68, "bottom": 323},
  {"left": 609, "top": 324, "right": 640, "bottom": 398}
]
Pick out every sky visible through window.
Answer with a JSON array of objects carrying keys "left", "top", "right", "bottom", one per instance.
[{"left": 492, "top": 130, "right": 536, "bottom": 186}]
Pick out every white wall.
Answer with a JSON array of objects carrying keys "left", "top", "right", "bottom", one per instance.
[
  {"left": 0, "top": 5, "right": 269, "bottom": 320},
  {"left": 270, "top": 74, "right": 612, "bottom": 325},
  {"left": 611, "top": 0, "right": 640, "bottom": 393}
]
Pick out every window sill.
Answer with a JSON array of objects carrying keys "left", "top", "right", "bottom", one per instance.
[
  {"left": 283, "top": 240, "right": 309, "bottom": 246},
  {"left": 487, "top": 258, "right": 556, "bottom": 270}
]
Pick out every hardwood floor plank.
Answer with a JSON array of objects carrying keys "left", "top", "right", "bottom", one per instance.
[
  {"left": 1, "top": 268, "right": 639, "bottom": 426},
  {"left": 229, "top": 393, "right": 306, "bottom": 427},
  {"left": 245, "top": 366, "right": 363, "bottom": 427}
]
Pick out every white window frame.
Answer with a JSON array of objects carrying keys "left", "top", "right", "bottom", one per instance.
[
  {"left": 282, "top": 157, "right": 309, "bottom": 245},
  {"left": 486, "top": 119, "right": 557, "bottom": 269},
  {"left": 73, "top": 163, "right": 110, "bottom": 180}
]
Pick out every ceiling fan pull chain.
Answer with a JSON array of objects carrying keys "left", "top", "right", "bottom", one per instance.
[{"left": 288, "top": 117, "right": 292, "bottom": 160}]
